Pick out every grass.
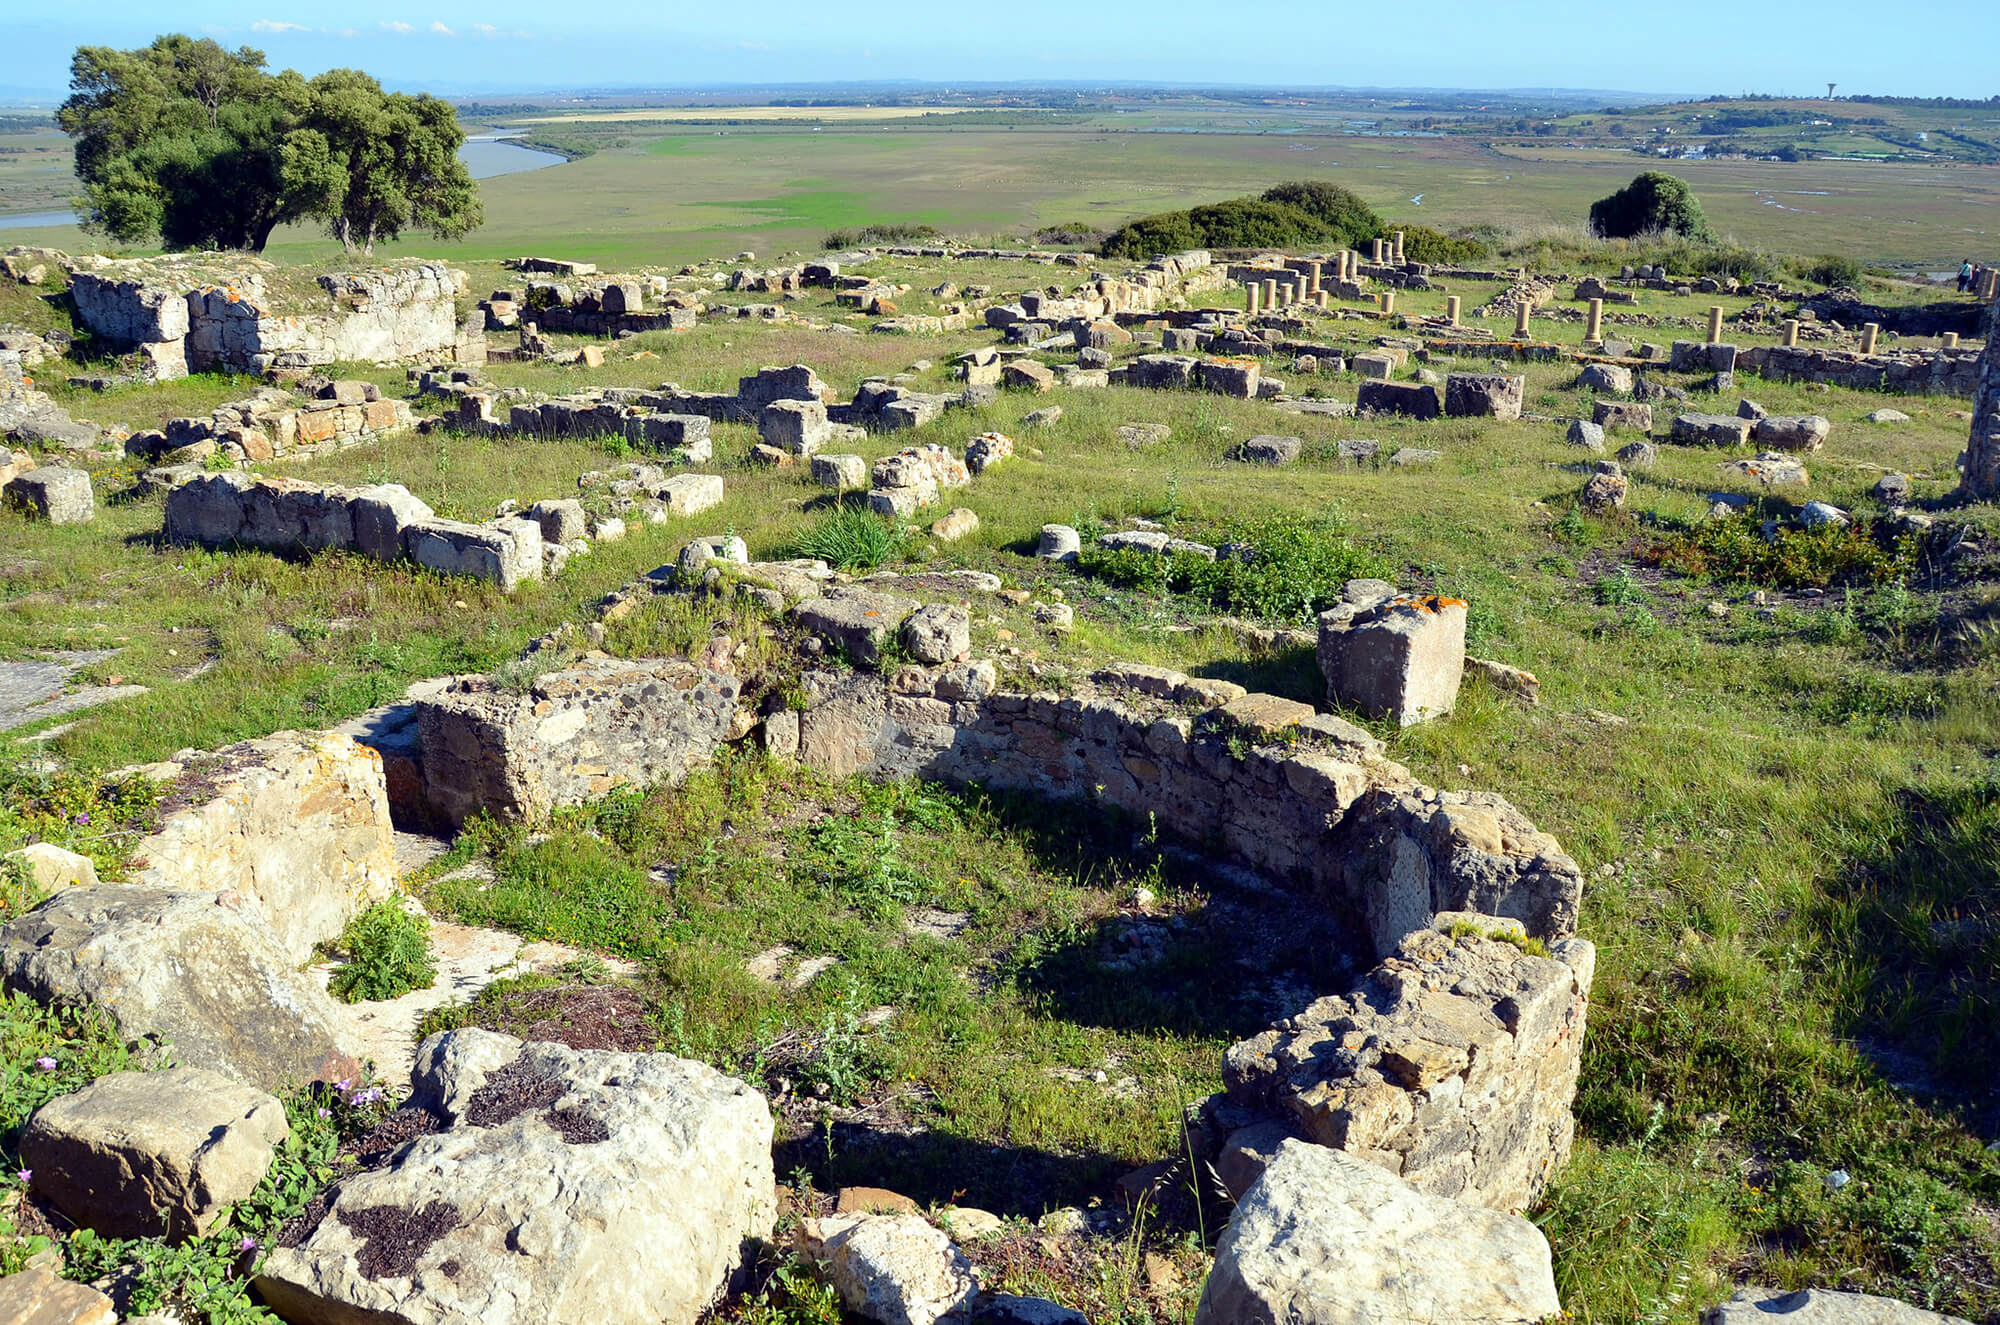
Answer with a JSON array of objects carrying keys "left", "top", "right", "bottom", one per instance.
[{"left": 0, "top": 241, "right": 1997, "bottom": 1321}]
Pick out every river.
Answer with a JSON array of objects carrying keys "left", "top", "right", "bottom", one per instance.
[{"left": 0, "top": 135, "right": 565, "bottom": 231}]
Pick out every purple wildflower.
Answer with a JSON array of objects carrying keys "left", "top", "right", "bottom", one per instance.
[
  {"left": 316, "top": 1107, "right": 331, "bottom": 1119},
  {"left": 35, "top": 1056, "right": 56, "bottom": 1071},
  {"left": 238, "top": 1235, "right": 259, "bottom": 1252},
  {"left": 14, "top": 1169, "right": 29, "bottom": 1184}
]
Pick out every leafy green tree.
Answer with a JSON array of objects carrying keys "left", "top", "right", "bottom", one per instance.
[
  {"left": 1260, "top": 180, "right": 1384, "bottom": 247},
  {"left": 1589, "top": 172, "right": 1713, "bottom": 240},
  {"left": 59, "top": 34, "right": 480, "bottom": 254},
  {"left": 59, "top": 36, "right": 314, "bottom": 251},
  {"left": 282, "top": 70, "right": 481, "bottom": 254}
]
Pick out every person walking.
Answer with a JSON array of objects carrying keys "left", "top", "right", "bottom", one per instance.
[{"left": 1959, "top": 259, "right": 1975, "bottom": 293}]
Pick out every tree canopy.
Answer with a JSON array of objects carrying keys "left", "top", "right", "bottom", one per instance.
[
  {"left": 1589, "top": 172, "right": 1712, "bottom": 241},
  {"left": 59, "top": 35, "right": 481, "bottom": 254},
  {"left": 1099, "top": 181, "right": 1384, "bottom": 260}
]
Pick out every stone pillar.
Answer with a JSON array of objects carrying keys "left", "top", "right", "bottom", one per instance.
[
  {"left": 1782, "top": 319, "right": 1800, "bottom": 347},
  {"left": 1706, "top": 305, "right": 1724, "bottom": 344},
  {"left": 1247, "top": 284, "right": 1261, "bottom": 315},
  {"left": 1446, "top": 295, "right": 1461, "bottom": 327},
  {"left": 1585, "top": 298, "right": 1604, "bottom": 343},
  {"left": 1943, "top": 332, "right": 1959, "bottom": 349},
  {"left": 1514, "top": 303, "right": 1533, "bottom": 339},
  {"left": 1860, "top": 322, "right": 1880, "bottom": 355},
  {"left": 1342, "top": 250, "right": 1357, "bottom": 281},
  {"left": 1393, "top": 230, "right": 1406, "bottom": 264},
  {"left": 1317, "top": 290, "right": 1331, "bottom": 310},
  {"left": 1370, "top": 239, "right": 1385, "bottom": 263},
  {"left": 1958, "top": 289, "right": 2000, "bottom": 498},
  {"left": 1307, "top": 261, "right": 1323, "bottom": 297},
  {"left": 1380, "top": 290, "right": 1396, "bottom": 315},
  {"left": 1983, "top": 269, "right": 2000, "bottom": 301},
  {"left": 1264, "top": 279, "right": 1279, "bottom": 312}
]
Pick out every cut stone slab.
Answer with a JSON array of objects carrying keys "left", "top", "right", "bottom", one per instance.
[
  {"left": 256, "top": 1028, "right": 776, "bottom": 1325},
  {"left": 1356, "top": 380, "right": 1441, "bottom": 420},
  {"left": 0, "top": 884, "right": 361, "bottom": 1092},
  {"left": 1752, "top": 414, "right": 1831, "bottom": 452},
  {"left": 901, "top": 604, "right": 970, "bottom": 665},
  {"left": 660, "top": 473, "right": 725, "bottom": 516},
  {"left": 1592, "top": 399, "right": 1653, "bottom": 432},
  {"left": 1235, "top": 435, "right": 1302, "bottom": 465},
  {"left": 4, "top": 466, "right": 94, "bottom": 524},
  {"left": 1672, "top": 413, "right": 1754, "bottom": 447},
  {"left": 796, "top": 588, "right": 922, "bottom": 666},
  {"left": 20, "top": 1066, "right": 288, "bottom": 1241},
  {"left": 1704, "top": 1287, "right": 1972, "bottom": 1325},
  {"left": 1194, "top": 1141, "right": 1560, "bottom": 1325},
  {"left": 812, "top": 453, "right": 868, "bottom": 491},
  {"left": 799, "top": 1212, "right": 979, "bottom": 1325},
  {"left": 1444, "top": 372, "right": 1525, "bottom": 421},
  {"left": 1319, "top": 594, "right": 1466, "bottom": 727},
  {"left": 1577, "top": 362, "right": 1633, "bottom": 394},
  {"left": 0, "top": 1266, "right": 117, "bottom": 1325}
]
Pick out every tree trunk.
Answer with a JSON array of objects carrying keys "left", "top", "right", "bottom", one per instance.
[
  {"left": 249, "top": 218, "right": 277, "bottom": 254},
  {"left": 364, "top": 220, "right": 376, "bottom": 257},
  {"left": 336, "top": 216, "right": 354, "bottom": 254}
]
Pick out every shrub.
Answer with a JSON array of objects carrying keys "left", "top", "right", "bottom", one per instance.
[
  {"left": 1258, "top": 180, "right": 1384, "bottom": 248},
  {"left": 1033, "top": 221, "right": 1099, "bottom": 247},
  {"left": 1099, "top": 209, "right": 1208, "bottom": 260},
  {"left": 1397, "top": 224, "right": 1489, "bottom": 265},
  {"left": 1080, "top": 515, "right": 1384, "bottom": 623},
  {"left": 822, "top": 223, "right": 941, "bottom": 249},
  {"left": 1642, "top": 515, "right": 1916, "bottom": 590},
  {"left": 327, "top": 901, "right": 437, "bottom": 1003},
  {"left": 1590, "top": 173, "right": 1712, "bottom": 241},
  {"left": 792, "top": 506, "right": 905, "bottom": 572},
  {"left": 1794, "top": 253, "right": 1865, "bottom": 288},
  {"left": 1099, "top": 180, "right": 1385, "bottom": 259}
]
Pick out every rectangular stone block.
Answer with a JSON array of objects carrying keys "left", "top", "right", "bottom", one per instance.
[
  {"left": 1319, "top": 595, "right": 1467, "bottom": 727},
  {"left": 1670, "top": 413, "right": 1753, "bottom": 447},
  {"left": 1443, "top": 373, "right": 1525, "bottom": 421},
  {"left": 404, "top": 518, "right": 534, "bottom": 591},
  {"left": 1356, "top": 380, "right": 1442, "bottom": 420},
  {"left": 660, "top": 473, "right": 724, "bottom": 516}
]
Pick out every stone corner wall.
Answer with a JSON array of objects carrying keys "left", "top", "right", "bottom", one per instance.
[
  {"left": 130, "top": 728, "right": 396, "bottom": 964},
  {"left": 1961, "top": 293, "right": 2000, "bottom": 498},
  {"left": 1214, "top": 911, "right": 1594, "bottom": 1214}
]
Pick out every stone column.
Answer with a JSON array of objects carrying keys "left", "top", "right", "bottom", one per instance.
[
  {"left": 1860, "top": 322, "right": 1880, "bottom": 355},
  {"left": 1585, "top": 298, "right": 1604, "bottom": 343},
  {"left": 1446, "top": 295, "right": 1461, "bottom": 327},
  {"left": 1343, "top": 250, "right": 1357, "bottom": 281},
  {"left": 1380, "top": 290, "right": 1396, "bottom": 315},
  {"left": 1393, "top": 230, "right": 1406, "bottom": 264},
  {"left": 1307, "top": 261, "right": 1323, "bottom": 297},
  {"left": 1782, "top": 319, "right": 1800, "bottom": 347},
  {"left": 1317, "top": 291, "right": 1331, "bottom": 310},
  {"left": 1706, "top": 305, "right": 1724, "bottom": 344},
  {"left": 1515, "top": 303, "right": 1533, "bottom": 339},
  {"left": 1983, "top": 269, "right": 2000, "bottom": 301},
  {"left": 1958, "top": 288, "right": 2000, "bottom": 498},
  {"left": 1263, "top": 279, "right": 1278, "bottom": 312},
  {"left": 1247, "top": 285, "right": 1261, "bottom": 315},
  {"left": 1370, "top": 239, "right": 1385, "bottom": 263},
  {"left": 1943, "top": 332, "right": 1959, "bottom": 349}
]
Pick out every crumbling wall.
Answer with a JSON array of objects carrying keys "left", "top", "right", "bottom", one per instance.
[
  {"left": 1962, "top": 294, "right": 2000, "bottom": 498},
  {"left": 1740, "top": 343, "right": 1984, "bottom": 396},
  {"left": 1217, "top": 912, "right": 1593, "bottom": 1213}
]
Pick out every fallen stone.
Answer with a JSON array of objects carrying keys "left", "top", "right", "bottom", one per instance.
[
  {"left": 1020, "top": 407, "right": 1062, "bottom": 429},
  {"left": 835, "top": 1187, "right": 920, "bottom": 1216},
  {"left": 4, "top": 466, "right": 94, "bottom": 525},
  {"left": 1722, "top": 452, "right": 1810, "bottom": 487},
  {"left": 1235, "top": 435, "right": 1301, "bottom": 465},
  {"left": 1566, "top": 419, "right": 1605, "bottom": 452},
  {"left": 797, "top": 588, "right": 922, "bottom": 666},
  {"left": 1357, "top": 380, "right": 1441, "bottom": 420},
  {"left": 1672, "top": 413, "right": 1754, "bottom": 447},
  {"left": 21, "top": 1067, "right": 288, "bottom": 1241},
  {"left": 812, "top": 453, "right": 868, "bottom": 491},
  {"left": 1117, "top": 423, "right": 1171, "bottom": 449},
  {"left": 1035, "top": 525, "right": 1080, "bottom": 562},
  {"left": 526, "top": 498, "right": 587, "bottom": 545},
  {"left": 1002, "top": 361, "right": 1054, "bottom": 392},
  {"left": 902, "top": 604, "right": 971, "bottom": 665},
  {"left": 3, "top": 842, "right": 98, "bottom": 893},
  {"left": 0, "top": 1266, "right": 116, "bottom": 1325},
  {"left": 1800, "top": 500, "right": 1850, "bottom": 529},
  {"left": 1577, "top": 363, "right": 1633, "bottom": 394},
  {"left": 1616, "top": 440, "right": 1659, "bottom": 468},
  {"left": 1465, "top": 656, "right": 1541, "bottom": 704},
  {"left": 930, "top": 508, "right": 978, "bottom": 542},
  {"left": 1195, "top": 1141, "right": 1560, "bottom": 1325},
  {"left": 1580, "top": 471, "right": 1628, "bottom": 512},
  {"left": 799, "top": 1212, "right": 978, "bottom": 1325},
  {"left": 1866, "top": 409, "right": 1910, "bottom": 424},
  {"left": 1592, "top": 400, "right": 1653, "bottom": 432},
  {"left": 1444, "top": 372, "right": 1525, "bottom": 421},
  {"left": 257, "top": 1028, "right": 776, "bottom": 1325},
  {"left": 1752, "top": 415, "right": 1831, "bottom": 452},
  {"left": 1873, "top": 472, "right": 1911, "bottom": 503},
  {"left": 1319, "top": 593, "right": 1466, "bottom": 727}
]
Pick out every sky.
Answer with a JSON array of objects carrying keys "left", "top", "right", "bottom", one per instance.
[{"left": 7, "top": 0, "right": 1998, "bottom": 101}]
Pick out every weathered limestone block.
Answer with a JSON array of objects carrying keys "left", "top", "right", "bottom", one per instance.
[
  {"left": 1036, "top": 524, "right": 1081, "bottom": 561},
  {"left": 0, "top": 884, "right": 360, "bottom": 1091},
  {"left": 351, "top": 484, "right": 434, "bottom": 563},
  {"left": 738, "top": 363, "right": 826, "bottom": 405},
  {"left": 1705, "top": 1288, "right": 1973, "bottom": 1325},
  {"left": 1568, "top": 419, "right": 1606, "bottom": 451},
  {"left": 0, "top": 1266, "right": 117, "bottom": 1325},
  {"left": 130, "top": 729, "right": 397, "bottom": 963},
  {"left": 812, "top": 453, "right": 869, "bottom": 491},
  {"left": 1198, "top": 358, "right": 1260, "bottom": 398},
  {"left": 660, "top": 473, "right": 725, "bottom": 516},
  {"left": 1672, "top": 413, "right": 1754, "bottom": 447},
  {"left": 1126, "top": 354, "right": 1198, "bottom": 390},
  {"left": 902, "top": 604, "right": 970, "bottom": 665},
  {"left": 416, "top": 657, "right": 740, "bottom": 828},
  {"left": 1356, "top": 380, "right": 1441, "bottom": 420},
  {"left": 1221, "top": 916, "right": 1593, "bottom": 1213},
  {"left": 1577, "top": 362, "right": 1633, "bottom": 395},
  {"left": 1671, "top": 340, "right": 1739, "bottom": 374},
  {"left": 3, "top": 843, "right": 97, "bottom": 893},
  {"left": 1234, "top": 435, "right": 1302, "bottom": 465},
  {"left": 797, "top": 589, "right": 922, "bottom": 667},
  {"left": 1002, "top": 360, "right": 1054, "bottom": 392},
  {"left": 405, "top": 518, "right": 543, "bottom": 592},
  {"left": 1592, "top": 399, "right": 1654, "bottom": 432},
  {"left": 629, "top": 412, "right": 711, "bottom": 457},
  {"left": 528, "top": 498, "right": 588, "bottom": 545},
  {"left": 1318, "top": 593, "right": 1466, "bottom": 727},
  {"left": 165, "top": 471, "right": 253, "bottom": 545},
  {"left": 1444, "top": 373, "right": 1525, "bottom": 421},
  {"left": 1195, "top": 1141, "right": 1561, "bottom": 1325},
  {"left": 67, "top": 274, "right": 190, "bottom": 343},
  {"left": 4, "top": 466, "right": 94, "bottom": 525},
  {"left": 256, "top": 1029, "right": 776, "bottom": 1325},
  {"left": 1752, "top": 415, "right": 1831, "bottom": 451},
  {"left": 798, "top": 1213, "right": 979, "bottom": 1325},
  {"left": 760, "top": 399, "right": 831, "bottom": 455},
  {"left": 21, "top": 1067, "right": 288, "bottom": 1241},
  {"left": 1968, "top": 299, "right": 2000, "bottom": 498}
]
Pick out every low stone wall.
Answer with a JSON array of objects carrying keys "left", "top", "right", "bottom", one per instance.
[
  {"left": 1741, "top": 343, "right": 1984, "bottom": 396},
  {"left": 165, "top": 473, "right": 549, "bottom": 591},
  {"left": 128, "top": 382, "right": 414, "bottom": 466},
  {"left": 1961, "top": 293, "right": 2000, "bottom": 498},
  {"left": 1216, "top": 912, "right": 1592, "bottom": 1213}
]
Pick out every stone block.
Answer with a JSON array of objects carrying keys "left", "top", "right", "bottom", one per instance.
[
  {"left": 21, "top": 1067, "right": 288, "bottom": 1241},
  {"left": 1704, "top": 1287, "right": 1974, "bottom": 1325},
  {"left": 4, "top": 466, "right": 93, "bottom": 524},
  {"left": 1592, "top": 399, "right": 1654, "bottom": 432},
  {"left": 1567, "top": 419, "right": 1605, "bottom": 451},
  {"left": 1444, "top": 373, "right": 1525, "bottom": 421},
  {"left": 902, "top": 604, "right": 971, "bottom": 665},
  {"left": 631, "top": 412, "right": 712, "bottom": 455},
  {"left": 1036, "top": 525, "right": 1081, "bottom": 562},
  {"left": 1671, "top": 413, "right": 1754, "bottom": 447},
  {"left": 796, "top": 588, "right": 921, "bottom": 666},
  {"left": 1234, "top": 435, "right": 1301, "bottom": 465},
  {"left": 760, "top": 399, "right": 831, "bottom": 455},
  {"left": 3, "top": 843, "right": 98, "bottom": 893},
  {"left": 812, "top": 453, "right": 869, "bottom": 491},
  {"left": 1576, "top": 363, "right": 1633, "bottom": 394},
  {"left": 1002, "top": 360, "right": 1055, "bottom": 392},
  {"left": 1198, "top": 359, "right": 1260, "bottom": 398},
  {"left": 1356, "top": 380, "right": 1441, "bottom": 420},
  {"left": 930, "top": 508, "right": 979, "bottom": 543},
  {"left": 0, "top": 1267, "right": 117, "bottom": 1325},
  {"left": 1751, "top": 414, "right": 1831, "bottom": 452},
  {"left": 528, "top": 498, "right": 588, "bottom": 544},
  {"left": 1126, "top": 355, "right": 1197, "bottom": 390},
  {"left": 349, "top": 484, "right": 434, "bottom": 563},
  {"left": 1352, "top": 352, "right": 1397, "bottom": 380},
  {"left": 406, "top": 519, "right": 537, "bottom": 591},
  {"left": 661, "top": 473, "right": 725, "bottom": 516},
  {"left": 1318, "top": 594, "right": 1466, "bottom": 726}
]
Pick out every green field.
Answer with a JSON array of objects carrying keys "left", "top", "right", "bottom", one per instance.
[{"left": 7, "top": 98, "right": 2000, "bottom": 269}]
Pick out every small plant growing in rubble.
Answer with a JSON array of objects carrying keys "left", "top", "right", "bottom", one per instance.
[{"left": 328, "top": 901, "right": 438, "bottom": 1003}]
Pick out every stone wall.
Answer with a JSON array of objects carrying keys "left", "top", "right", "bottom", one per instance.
[
  {"left": 70, "top": 262, "right": 471, "bottom": 378},
  {"left": 128, "top": 383, "right": 413, "bottom": 467},
  {"left": 1962, "top": 292, "right": 2000, "bottom": 498},
  {"left": 1216, "top": 912, "right": 1593, "bottom": 1213},
  {"left": 1740, "top": 343, "right": 1984, "bottom": 396}
]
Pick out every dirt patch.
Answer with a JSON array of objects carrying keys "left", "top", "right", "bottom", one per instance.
[
  {"left": 348, "top": 1105, "right": 446, "bottom": 1167},
  {"left": 337, "top": 1200, "right": 461, "bottom": 1281},
  {"left": 457, "top": 982, "right": 659, "bottom": 1053},
  {"left": 543, "top": 1105, "right": 611, "bottom": 1144},
  {"left": 464, "top": 1056, "right": 568, "bottom": 1127}
]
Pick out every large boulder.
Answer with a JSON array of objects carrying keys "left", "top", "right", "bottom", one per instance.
[
  {"left": 21, "top": 1067, "right": 288, "bottom": 1241},
  {"left": 130, "top": 729, "right": 397, "bottom": 963},
  {"left": 256, "top": 1028, "right": 776, "bottom": 1325},
  {"left": 0, "top": 884, "right": 360, "bottom": 1092},
  {"left": 1194, "top": 1140, "right": 1561, "bottom": 1325}
]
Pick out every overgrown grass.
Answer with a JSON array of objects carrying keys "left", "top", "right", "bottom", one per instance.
[
  {"left": 1644, "top": 515, "right": 1920, "bottom": 589},
  {"left": 791, "top": 504, "right": 905, "bottom": 573}
]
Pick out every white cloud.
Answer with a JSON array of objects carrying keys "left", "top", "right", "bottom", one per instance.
[
  {"left": 251, "top": 19, "right": 308, "bottom": 32},
  {"left": 430, "top": 21, "right": 455, "bottom": 35},
  {"left": 380, "top": 20, "right": 414, "bottom": 32}
]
